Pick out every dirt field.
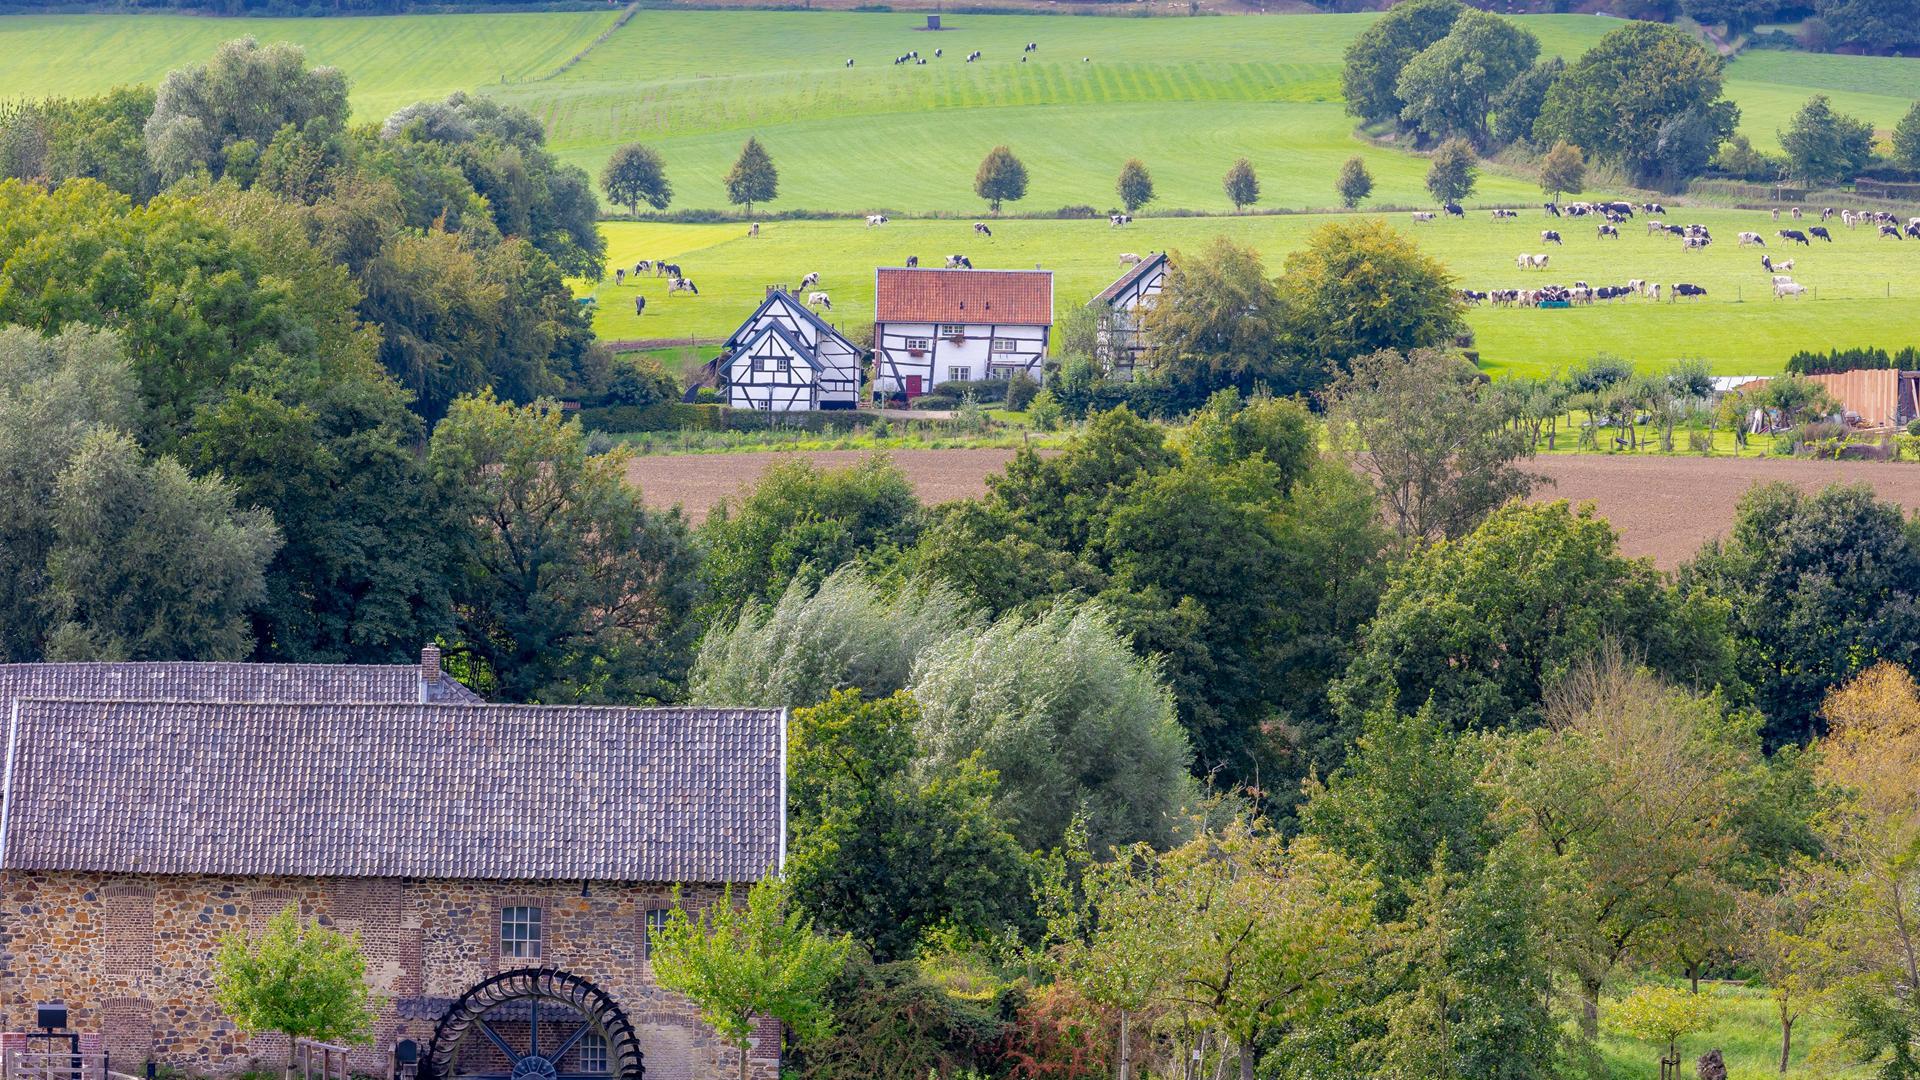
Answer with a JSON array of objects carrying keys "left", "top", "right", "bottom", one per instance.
[{"left": 626, "top": 450, "right": 1920, "bottom": 568}]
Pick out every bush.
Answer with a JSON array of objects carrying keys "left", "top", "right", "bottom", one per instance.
[
  {"left": 1787, "top": 345, "right": 1920, "bottom": 376},
  {"left": 1005, "top": 374, "right": 1041, "bottom": 411},
  {"left": 793, "top": 956, "right": 1008, "bottom": 1080},
  {"left": 911, "top": 394, "right": 961, "bottom": 410},
  {"left": 932, "top": 379, "right": 1011, "bottom": 404},
  {"left": 693, "top": 387, "right": 724, "bottom": 404},
  {"left": 1054, "top": 204, "right": 1101, "bottom": 219},
  {"left": 602, "top": 353, "right": 680, "bottom": 408},
  {"left": 578, "top": 402, "right": 727, "bottom": 433}
]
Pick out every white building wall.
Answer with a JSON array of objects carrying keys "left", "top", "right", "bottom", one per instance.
[{"left": 873, "top": 321, "right": 1048, "bottom": 395}]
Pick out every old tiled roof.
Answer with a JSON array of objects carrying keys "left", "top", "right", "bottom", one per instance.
[
  {"left": 0, "top": 657, "right": 481, "bottom": 718},
  {"left": 875, "top": 268, "right": 1053, "bottom": 325},
  {"left": 0, "top": 700, "right": 784, "bottom": 884},
  {"left": 1092, "top": 252, "right": 1167, "bottom": 306}
]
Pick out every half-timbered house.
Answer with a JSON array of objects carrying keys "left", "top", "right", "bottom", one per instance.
[
  {"left": 717, "top": 289, "right": 863, "bottom": 411},
  {"left": 872, "top": 268, "right": 1051, "bottom": 401},
  {"left": 1090, "top": 252, "right": 1166, "bottom": 380}
]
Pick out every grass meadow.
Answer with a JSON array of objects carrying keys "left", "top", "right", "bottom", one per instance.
[
  {"left": 3, "top": 10, "right": 1919, "bottom": 212},
  {"left": 586, "top": 207, "right": 1920, "bottom": 376},
  {"left": 1596, "top": 981, "right": 1871, "bottom": 1079}
]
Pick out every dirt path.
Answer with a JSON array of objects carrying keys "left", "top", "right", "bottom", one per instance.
[{"left": 627, "top": 449, "right": 1920, "bottom": 568}]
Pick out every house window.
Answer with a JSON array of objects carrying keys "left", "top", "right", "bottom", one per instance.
[
  {"left": 644, "top": 908, "right": 672, "bottom": 958},
  {"left": 939, "top": 325, "right": 967, "bottom": 338},
  {"left": 989, "top": 364, "right": 1025, "bottom": 379},
  {"left": 576, "top": 1033, "right": 608, "bottom": 1075},
  {"left": 990, "top": 339, "right": 1018, "bottom": 353},
  {"left": 948, "top": 366, "right": 971, "bottom": 382},
  {"left": 501, "top": 906, "right": 541, "bottom": 959},
  {"left": 903, "top": 338, "right": 931, "bottom": 351},
  {"left": 754, "top": 356, "right": 775, "bottom": 372}
]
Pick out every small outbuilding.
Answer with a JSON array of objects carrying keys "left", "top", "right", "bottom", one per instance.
[{"left": 1088, "top": 252, "right": 1167, "bottom": 380}]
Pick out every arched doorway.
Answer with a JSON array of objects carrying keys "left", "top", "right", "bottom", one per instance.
[{"left": 420, "top": 969, "right": 644, "bottom": 1080}]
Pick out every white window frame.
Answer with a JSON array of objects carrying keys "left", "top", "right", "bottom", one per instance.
[
  {"left": 754, "top": 356, "right": 776, "bottom": 373},
  {"left": 948, "top": 366, "right": 971, "bottom": 383},
  {"left": 500, "top": 906, "right": 542, "bottom": 960},
  {"left": 903, "top": 337, "right": 932, "bottom": 351},
  {"left": 990, "top": 338, "right": 1018, "bottom": 353},
  {"left": 939, "top": 324, "right": 967, "bottom": 338}
]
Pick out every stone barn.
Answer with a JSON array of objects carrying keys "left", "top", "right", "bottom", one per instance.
[{"left": 0, "top": 654, "right": 785, "bottom": 1080}]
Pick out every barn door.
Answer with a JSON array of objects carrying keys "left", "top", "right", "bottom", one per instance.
[{"left": 905, "top": 376, "right": 923, "bottom": 398}]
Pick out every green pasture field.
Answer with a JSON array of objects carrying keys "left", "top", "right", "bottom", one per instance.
[
  {"left": 3, "top": 10, "right": 1917, "bottom": 213},
  {"left": 1596, "top": 981, "right": 1870, "bottom": 1078},
  {"left": 584, "top": 207, "right": 1920, "bottom": 377}
]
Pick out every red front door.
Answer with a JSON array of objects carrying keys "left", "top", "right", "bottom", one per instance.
[{"left": 905, "top": 375, "right": 923, "bottom": 398}]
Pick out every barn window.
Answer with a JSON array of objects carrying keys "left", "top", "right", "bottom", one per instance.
[
  {"left": 903, "top": 338, "right": 931, "bottom": 351},
  {"left": 949, "top": 366, "right": 971, "bottom": 382},
  {"left": 644, "top": 908, "right": 672, "bottom": 957},
  {"left": 501, "top": 906, "right": 542, "bottom": 959},
  {"left": 576, "top": 1033, "right": 608, "bottom": 1074},
  {"left": 990, "top": 339, "right": 1018, "bottom": 353},
  {"left": 939, "top": 325, "right": 967, "bottom": 338},
  {"left": 755, "top": 357, "right": 776, "bottom": 372}
]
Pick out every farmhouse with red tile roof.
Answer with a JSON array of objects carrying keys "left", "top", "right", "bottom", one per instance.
[{"left": 872, "top": 267, "right": 1052, "bottom": 400}]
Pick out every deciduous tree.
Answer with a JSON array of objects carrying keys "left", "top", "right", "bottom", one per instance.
[
  {"left": 1116, "top": 158, "right": 1154, "bottom": 214},
  {"left": 145, "top": 37, "right": 348, "bottom": 183},
  {"left": 1425, "top": 138, "right": 1479, "bottom": 204},
  {"left": 213, "top": 905, "right": 379, "bottom": 1071},
  {"left": 974, "top": 145, "right": 1029, "bottom": 214},
  {"left": 724, "top": 136, "right": 778, "bottom": 216},
  {"left": 1224, "top": 156, "right": 1260, "bottom": 211},
  {"left": 1342, "top": 0, "right": 1465, "bottom": 127},
  {"left": 1895, "top": 101, "right": 1920, "bottom": 171},
  {"left": 1394, "top": 9, "right": 1540, "bottom": 146},
  {"left": 1336, "top": 156, "right": 1374, "bottom": 208},
  {"left": 1780, "top": 94, "right": 1874, "bottom": 187},
  {"left": 1539, "top": 140, "right": 1586, "bottom": 203},
  {"left": 1535, "top": 22, "right": 1738, "bottom": 188},
  {"left": 600, "top": 142, "right": 673, "bottom": 217},
  {"left": 1603, "top": 985, "right": 1715, "bottom": 1074},
  {"left": 1275, "top": 219, "right": 1463, "bottom": 390}
]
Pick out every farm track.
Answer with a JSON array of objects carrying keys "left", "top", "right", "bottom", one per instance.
[{"left": 625, "top": 448, "right": 1920, "bottom": 568}]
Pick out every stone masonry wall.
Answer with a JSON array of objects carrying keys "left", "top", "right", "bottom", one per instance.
[{"left": 0, "top": 872, "right": 775, "bottom": 1080}]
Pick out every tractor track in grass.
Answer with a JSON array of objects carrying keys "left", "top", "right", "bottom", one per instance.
[{"left": 626, "top": 448, "right": 1920, "bottom": 568}]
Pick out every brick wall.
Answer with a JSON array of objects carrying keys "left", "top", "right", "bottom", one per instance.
[{"left": 0, "top": 872, "right": 771, "bottom": 1080}]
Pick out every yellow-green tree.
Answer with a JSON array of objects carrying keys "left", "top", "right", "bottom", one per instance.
[
  {"left": 213, "top": 905, "right": 380, "bottom": 1073},
  {"left": 1604, "top": 984, "right": 1714, "bottom": 1078}
]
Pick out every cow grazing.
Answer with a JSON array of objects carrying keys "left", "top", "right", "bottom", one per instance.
[
  {"left": 1778, "top": 230, "right": 1810, "bottom": 246},
  {"left": 1110, "top": 214, "right": 1132, "bottom": 227},
  {"left": 633, "top": 296, "right": 646, "bottom": 315},
  {"left": 847, "top": 58, "right": 854, "bottom": 67},
  {"left": 1909, "top": 223, "right": 1920, "bottom": 239},
  {"left": 1771, "top": 274, "right": 1796, "bottom": 286},
  {"left": 1771, "top": 208, "right": 1781, "bottom": 221},
  {"left": 945, "top": 254, "right": 972, "bottom": 269},
  {"left": 1738, "top": 232, "right": 1767, "bottom": 247},
  {"left": 1646, "top": 283, "right": 1661, "bottom": 301},
  {"left": 935, "top": 48, "right": 942, "bottom": 57},
  {"left": 668, "top": 276, "right": 698, "bottom": 296},
  {"left": 1776, "top": 259, "right": 1795, "bottom": 272},
  {"left": 1412, "top": 211, "right": 1437, "bottom": 223},
  {"left": 1598, "top": 224, "right": 1619, "bottom": 238},
  {"left": 1492, "top": 209, "right": 1518, "bottom": 219},
  {"left": 635, "top": 260, "right": 651, "bottom": 275},
  {"left": 1541, "top": 230, "right": 1563, "bottom": 245},
  {"left": 1761, "top": 255, "right": 1775, "bottom": 272},
  {"left": 1444, "top": 203, "right": 1465, "bottom": 218},
  {"left": 866, "top": 214, "right": 889, "bottom": 227},
  {"left": 1543, "top": 202, "right": 1562, "bottom": 217},
  {"left": 1775, "top": 282, "right": 1808, "bottom": 299},
  {"left": 615, "top": 268, "right": 626, "bottom": 284},
  {"left": 659, "top": 262, "right": 681, "bottom": 279},
  {"left": 799, "top": 271, "right": 820, "bottom": 290},
  {"left": 1810, "top": 226, "right": 1832, "bottom": 242},
  {"left": 1882, "top": 224, "right": 1905, "bottom": 240},
  {"left": 1118, "top": 252, "right": 1143, "bottom": 265},
  {"left": 974, "top": 222, "right": 992, "bottom": 236},
  {"left": 1672, "top": 283, "right": 1707, "bottom": 300},
  {"left": 1642, "top": 202, "right": 1665, "bottom": 215},
  {"left": 1529, "top": 253, "right": 1550, "bottom": 269},
  {"left": 807, "top": 291, "right": 832, "bottom": 310},
  {"left": 1791, "top": 207, "right": 1803, "bottom": 220},
  {"left": 1684, "top": 236, "right": 1710, "bottom": 251}
]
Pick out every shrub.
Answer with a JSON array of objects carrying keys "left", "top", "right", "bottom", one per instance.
[
  {"left": 1005, "top": 374, "right": 1041, "bottom": 411},
  {"left": 603, "top": 353, "right": 680, "bottom": 407},
  {"left": 793, "top": 956, "right": 1008, "bottom": 1080},
  {"left": 911, "top": 394, "right": 961, "bottom": 410},
  {"left": 577, "top": 402, "right": 727, "bottom": 433},
  {"left": 1054, "top": 204, "right": 1101, "bottom": 219}
]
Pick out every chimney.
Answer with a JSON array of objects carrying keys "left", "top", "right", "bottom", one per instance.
[{"left": 421, "top": 644, "right": 443, "bottom": 685}]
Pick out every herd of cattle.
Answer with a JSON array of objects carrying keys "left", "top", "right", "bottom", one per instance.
[
  {"left": 872, "top": 40, "right": 1055, "bottom": 67},
  {"left": 1446, "top": 200, "right": 1920, "bottom": 309}
]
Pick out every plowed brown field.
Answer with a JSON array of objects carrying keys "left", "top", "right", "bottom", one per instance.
[{"left": 625, "top": 450, "right": 1920, "bottom": 569}]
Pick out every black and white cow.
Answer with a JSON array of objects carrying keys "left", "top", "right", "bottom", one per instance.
[
  {"left": 1444, "top": 203, "right": 1465, "bottom": 218},
  {"left": 633, "top": 295, "right": 646, "bottom": 315},
  {"left": 905, "top": 255, "right": 919, "bottom": 268},
  {"left": 1777, "top": 229, "right": 1810, "bottom": 246},
  {"left": 1810, "top": 226, "right": 1832, "bottom": 242},
  {"left": 946, "top": 254, "right": 973, "bottom": 269},
  {"left": 1672, "top": 283, "right": 1707, "bottom": 300},
  {"left": 798, "top": 271, "right": 820, "bottom": 290},
  {"left": 1597, "top": 223, "right": 1619, "bottom": 238},
  {"left": 973, "top": 222, "right": 992, "bottom": 236},
  {"left": 1540, "top": 230, "right": 1563, "bottom": 245},
  {"left": 668, "top": 276, "right": 698, "bottom": 295}
]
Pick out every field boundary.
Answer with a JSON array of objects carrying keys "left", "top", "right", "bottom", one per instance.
[{"left": 535, "top": 0, "right": 640, "bottom": 81}]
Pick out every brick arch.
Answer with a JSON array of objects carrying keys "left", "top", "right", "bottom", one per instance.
[{"left": 420, "top": 968, "right": 642, "bottom": 1080}]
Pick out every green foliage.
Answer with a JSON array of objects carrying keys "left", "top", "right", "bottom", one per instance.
[
  {"left": 1275, "top": 218, "right": 1464, "bottom": 389},
  {"left": 1539, "top": 140, "right": 1586, "bottom": 201},
  {"left": 698, "top": 456, "right": 921, "bottom": 616},
  {"left": 1785, "top": 345, "right": 1920, "bottom": 376},
  {"left": 784, "top": 690, "right": 1035, "bottom": 962},
  {"left": 1115, "top": 158, "right": 1154, "bottom": 214},
  {"left": 1491, "top": 56, "right": 1564, "bottom": 148},
  {"left": 1811, "top": 0, "right": 1920, "bottom": 53},
  {"left": 145, "top": 37, "right": 348, "bottom": 184},
  {"left": 1681, "top": 0, "right": 1783, "bottom": 31},
  {"left": 688, "top": 567, "right": 974, "bottom": 708},
  {"left": 909, "top": 601, "right": 1197, "bottom": 853},
  {"left": 430, "top": 392, "right": 700, "bottom": 702},
  {"left": 1334, "top": 501, "right": 1738, "bottom": 732},
  {"left": 1682, "top": 482, "right": 1920, "bottom": 748},
  {"left": 1424, "top": 138, "right": 1479, "bottom": 204},
  {"left": 1604, "top": 984, "right": 1715, "bottom": 1069},
  {"left": 1779, "top": 94, "right": 1874, "bottom": 187},
  {"left": 1141, "top": 237, "right": 1288, "bottom": 405},
  {"left": 1325, "top": 347, "right": 1535, "bottom": 542},
  {"left": 1394, "top": 9, "right": 1540, "bottom": 146},
  {"left": 1832, "top": 975, "right": 1920, "bottom": 1080},
  {"left": 1895, "top": 101, "right": 1920, "bottom": 171},
  {"left": 46, "top": 430, "right": 281, "bottom": 662},
  {"left": 974, "top": 145, "right": 1029, "bottom": 214},
  {"left": 1535, "top": 22, "right": 1738, "bottom": 189},
  {"left": 213, "top": 905, "right": 379, "bottom": 1057},
  {"left": 603, "top": 352, "right": 681, "bottom": 407},
  {"left": 1342, "top": 0, "right": 1465, "bottom": 127},
  {"left": 601, "top": 142, "right": 673, "bottom": 217},
  {"left": 651, "top": 878, "right": 852, "bottom": 1080},
  {"left": 1336, "top": 156, "right": 1373, "bottom": 209},
  {"left": 1712, "top": 132, "right": 1784, "bottom": 182},
  {"left": 792, "top": 955, "right": 1006, "bottom": 1080},
  {"left": 1223, "top": 156, "right": 1260, "bottom": 212},
  {"left": 724, "top": 136, "right": 779, "bottom": 215}
]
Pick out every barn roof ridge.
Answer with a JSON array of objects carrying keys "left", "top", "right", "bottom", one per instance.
[
  {"left": 874, "top": 266, "right": 1054, "bottom": 326},
  {"left": 719, "top": 319, "right": 826, "bottom": 375}
]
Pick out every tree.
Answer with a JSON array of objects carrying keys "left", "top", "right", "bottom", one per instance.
[
  {"left": 1425, "top": 138, "right": 1479, "bottom": 204},
  {"left": 46, "top": 431, "right": 281, "bottom": 662},
  {"left": 1324, "top": 347, "right": 1538, "bottom": 542},
  {"left": 1140, "top": 238, "right": 1289, "bottom": 403},
  {"left": 1895, "top": 102, "right": 1920, "bottom": 171},
  {"left": 145, "top": 37, "right": 348, "bottom": 183},
  {"left": 651, "top": 878, "right": 852, "bottom": 1080},
  {"left": 1682, "top": 0, "right": 1783, "bottom": 32},
  {"left": 1336, "top": 156, "right": 1374, "bottom": 208},
  {"left": 1535, "top": 22, "right": 1737, "bottom": 188},
  {"left": 698, "top": 456, "right": 921, "bottom": 616},
  {"left": 784, "top": 690, "right": 1035, "bottom": 961},
  {"left": 1334, "top": 502, "right": 1738, "bottom": 733},
  {"left": 429, "top": 392, "right": 700, "bottom": 702},
  {"left": 213, "top": 904, "right": 379, "bottom": 1072},
  {"left": 1342, "top": 0, "right": 1466, "bottom": 127},
  {"left": 909, "top": 601, "right": 1196, "bottom": 853},
  {"left": 600, "top": 143, "right": 672, "bottom": 217},
  {"left": 1539, "top": 140, "right": 1586, "bottom": 203},
  {"left": 1111, "top": 157, "right": 1154, "bottom": 214},
  {"left": 1491, "top": 56, "right": 1564, "bottom": 147},
  {"left": 1810, "top": 0, "right": 1920, "bottom": 54},
  {"left": 1394, "top": 9, "right": 1541, "bottom": 146},
  {"left": 1275, "top": 218, "right": 1464, "bottom": 389},
  {"left": 1603, "top": 985, "right": 1715, "bottom": 1076},
  {"left": 974, "top": 145, "right": 1029, "bottom": 214},
  {"left": 1780, "top": 94, "right": 1874, "bottom": 187},
  {"left": 688, "top": 567, "right": 974, "bottom": 708},
  {"left": 1224, "top": 157, "right": 1260, "bottom": 212},
  {"left": 1681, "top": 482, "right": 1920, "bottom": 748},
  {"left": 1496, "top": 655, "right": 1750, "bottom": 1035},
  {"left": 724, "top": 136, "right": 778, "bottom": 216}
]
